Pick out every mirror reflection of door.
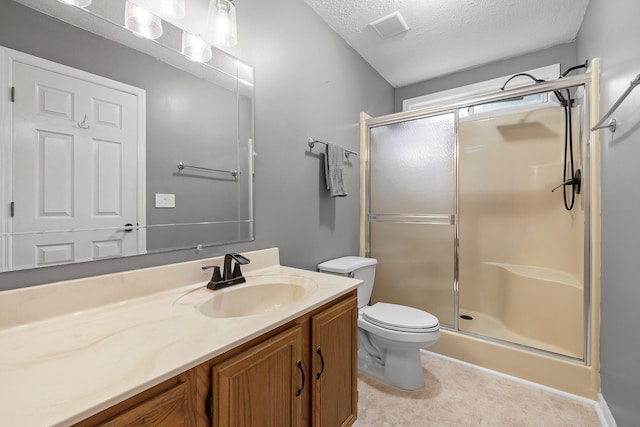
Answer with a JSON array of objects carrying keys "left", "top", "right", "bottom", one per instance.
[{"left": 5, "top": 49, "right": 146, "bottom": 270}]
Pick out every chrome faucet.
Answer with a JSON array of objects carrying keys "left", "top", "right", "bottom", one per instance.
[{"left": 202, "top": 253, "right": 251, "bottom": 290}]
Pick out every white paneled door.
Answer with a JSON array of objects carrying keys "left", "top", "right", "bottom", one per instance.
[{"left": 9, "top": 58, "right": 145, "bottom": 269}]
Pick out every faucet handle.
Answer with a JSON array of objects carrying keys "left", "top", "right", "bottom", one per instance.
[
  {"left": 212, "top": 266, "right": 223, "bottom": 283},
  {"left": 231, "top": 253, "right": 251, "bottom": 278},
  {"left": 232, "top": 262, "right": 243, "bottom": 279},
  {"left": 202, "top": 265, "right": 223, "bottom": 283}
]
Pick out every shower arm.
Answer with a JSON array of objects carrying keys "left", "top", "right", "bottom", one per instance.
[
  {"left": 500, "top": 73, "right": 567, "bottom": 106},
  {"left": 500, "top": 73, "right": 544, "bottom": 90}
]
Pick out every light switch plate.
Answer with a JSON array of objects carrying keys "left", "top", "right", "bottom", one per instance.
[{"left": 155, "top": 193, "right": 175, "bottom": 208}]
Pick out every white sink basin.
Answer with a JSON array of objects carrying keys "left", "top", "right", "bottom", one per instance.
[{"left": 197, "top": 275, "right": 317, "bottom": 318}]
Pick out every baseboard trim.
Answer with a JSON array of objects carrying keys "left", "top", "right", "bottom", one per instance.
[{"left": 595, "top": 393, "right": 617, "bottom": 427}]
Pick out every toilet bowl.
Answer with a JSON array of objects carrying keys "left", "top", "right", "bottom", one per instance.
[{"left": 318, "top": 256, "right": 441, "bottom": 391}]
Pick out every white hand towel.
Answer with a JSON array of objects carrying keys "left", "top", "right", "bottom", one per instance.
[{"left": 324, "top": 143, "right": 347, "bottom": 197}]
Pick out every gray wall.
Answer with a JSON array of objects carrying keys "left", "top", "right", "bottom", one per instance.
[
  {"left": 234, "top": 0, "right": 393, "bottom": 268},
  {"left": 394, "top": 42, "right": 578, "bottom": 112},
  {"left": 0, "top": 0, "right": 393, "bottom": 289},
  {"left": 577, "top": 0, "right": 640, "bottom": 424}
]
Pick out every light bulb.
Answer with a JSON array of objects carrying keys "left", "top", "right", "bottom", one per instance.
[
  {"left": 216, "top": 10, "right": 231, "bottom": 43},
  {"left": 182, "top": 32, "right": 213, "bottom": 63},
  {"left": 206, "top": 0, "right": 237, "bottom": 47},
  {"left": 124, "top": 1, "right": 163, "bottom": 40}
]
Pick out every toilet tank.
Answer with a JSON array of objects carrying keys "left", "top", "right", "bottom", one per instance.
[{"left": 317, "top": 256, "right": 377, "bottom": 308}]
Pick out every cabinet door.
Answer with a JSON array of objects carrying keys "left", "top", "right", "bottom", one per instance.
[
  {"left": 312, "top": 296, "right": 358, "bottom": 427},
  {"left": 212, "top": 325, "right": 305, "bottom": 427}
]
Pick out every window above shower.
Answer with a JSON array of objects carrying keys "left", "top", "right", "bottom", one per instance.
[
  {"left": 458, "top": 93, "right": 546, "bottom": 119},
  {"left": 403, "top": 64, "right": 560, "bottom": 120}
]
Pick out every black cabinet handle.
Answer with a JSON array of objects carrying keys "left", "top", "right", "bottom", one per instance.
[
  {"left": 296, "top": 360, "right": 305, "bottom": 396},
  {"left": 316, "top": 346, "right": 325, "bottom": 379},
  {"left": 205, "top": 390, "right": 213, "bottom": 420}
]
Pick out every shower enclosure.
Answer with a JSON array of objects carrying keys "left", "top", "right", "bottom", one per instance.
[{"left": 364, "top": 76, "right": 591, "bottom": 362}]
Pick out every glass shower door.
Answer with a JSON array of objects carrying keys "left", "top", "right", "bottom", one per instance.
[{"left": 367, "top": 112, "right": 456, "bottom": 326}]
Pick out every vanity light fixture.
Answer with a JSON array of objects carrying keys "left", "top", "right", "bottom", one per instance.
[
  {"left": 182, "top": 32, "right": 213, "bottom": 63},
  {"left": 57, "top": 0, "right": 92, "bottom": 7},
  {"left": 206, "top": 0, "right": 238, "bottom": 47},
  {"left": 124, "top": 1, "right": 163, "bottom": 40}
]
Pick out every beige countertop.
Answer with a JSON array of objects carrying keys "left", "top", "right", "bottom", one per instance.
[{"left": 0, "top": 248, "right": 361, "bottom": 426}]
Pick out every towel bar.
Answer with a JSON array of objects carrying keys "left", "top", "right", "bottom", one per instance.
[
  {"left": 177, "top": 162, "right": 239, "bottom": 178},
  {"left": 308, "top": 138, "right": 358, "bottom": 159},
  {"left": 591, "top": 73, "right": 640, "bottom": 133}
]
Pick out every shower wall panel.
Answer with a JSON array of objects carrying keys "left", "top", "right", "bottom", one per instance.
[{"left": 458, "top": 106, "right": 584, "bottom": 358}]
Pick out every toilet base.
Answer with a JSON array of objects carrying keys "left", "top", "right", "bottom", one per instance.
[{"left": 358, "top": 347, "right": 425, "bottom": 391}]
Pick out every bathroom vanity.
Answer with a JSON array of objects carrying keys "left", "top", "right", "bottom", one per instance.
[{"left": 0, "top": 248, "right": 360, "bottom": 426}]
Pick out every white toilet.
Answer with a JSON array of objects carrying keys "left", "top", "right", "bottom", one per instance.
[{"left": 318, "top": 256, "right": 440, "bottom": 391}]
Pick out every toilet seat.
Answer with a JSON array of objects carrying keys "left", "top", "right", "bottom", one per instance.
[{"left": 362, "top": 303, "right": 439, "bottom": 333}]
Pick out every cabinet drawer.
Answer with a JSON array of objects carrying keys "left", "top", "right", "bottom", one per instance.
[{"left": 77, "top": 380, "right": 191, "bottom": 427}]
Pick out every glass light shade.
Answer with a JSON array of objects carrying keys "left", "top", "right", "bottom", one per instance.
[
  {"left": 159, "top": 0, "right": 186, "bottom": 19},
  {"left": 206, "top": 0, "right": 238, "bottom": 47},
  {"left": 182, "top": 32, "right": 213, "bottom": 63},
  {"left": 124, "top": 1, "right": 163, "bottom": 40},
  {"left": 57, "top": 0, "right": 92, "bottom": 7}
]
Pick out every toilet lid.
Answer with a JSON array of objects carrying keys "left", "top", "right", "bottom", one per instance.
[{"left": 362, "top": 303, "right": 439, "bottom": 333}]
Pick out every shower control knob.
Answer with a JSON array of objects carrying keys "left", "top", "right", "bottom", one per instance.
[{"left": 551, "top": 169, "right": 581, "bottom": 194}]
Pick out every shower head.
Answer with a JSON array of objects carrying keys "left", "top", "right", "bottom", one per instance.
[
  {"left": 496, "top": 122, "right": 558, "bottom": 141},
  {"left": 500, "top": 61, "right": 588, "bottom": 212}
]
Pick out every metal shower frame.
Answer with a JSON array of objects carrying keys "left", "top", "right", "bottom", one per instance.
[{"left": 363, "top": 73, "right": 593, "bottom": 365}]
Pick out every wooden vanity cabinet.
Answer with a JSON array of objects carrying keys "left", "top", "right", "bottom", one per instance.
[
  {"left": 74, "top": 291, "right": 357, "bottom": 427},
  {"left": 210, "top": 293, "right": 357, "bottom": 427},
  {"left": 311, "top": 297, "right": 358, "bottom": 427}
]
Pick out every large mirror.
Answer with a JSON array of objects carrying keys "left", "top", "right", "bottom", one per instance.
[{"left": 0, "top": 0, "right": 255, "bottom": 272}]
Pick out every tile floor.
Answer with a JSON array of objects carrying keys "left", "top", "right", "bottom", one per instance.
[{"left": 354, "top": 352, "right": 601, "bottom": 427}]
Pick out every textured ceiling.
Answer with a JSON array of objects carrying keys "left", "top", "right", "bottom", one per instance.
[{"left": 303, "top": 0, "right": 590, "bottom": 88}]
